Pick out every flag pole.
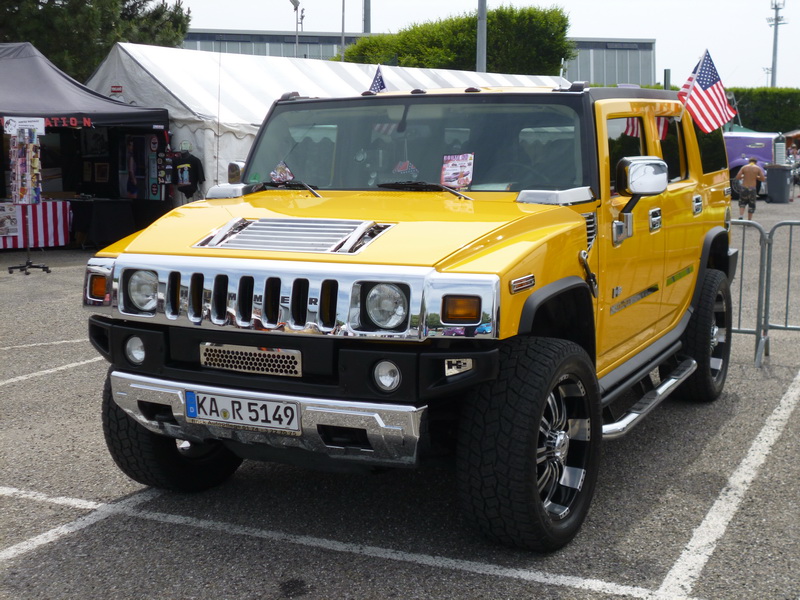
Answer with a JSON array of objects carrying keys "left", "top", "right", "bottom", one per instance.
[{"left": 677, "top": 49, "right": 706, "bottom": 123}]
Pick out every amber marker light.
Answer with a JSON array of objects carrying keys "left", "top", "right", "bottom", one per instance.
[
  {"left": 442, "top": 295, "right": 481, "bottom": 324},
  {"left": 89, "top": 274, "right": 107, "bottom": 301}
]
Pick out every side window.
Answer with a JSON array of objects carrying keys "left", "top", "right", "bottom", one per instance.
[
  {"left": 693, "top": 124, "right": 728, "bottom": 174},
  {"left": 660, "top": 117, "right": 688, "bottom": 182},
  {"left": 608, "top": 117, "right": 644, "bottom": 195}
]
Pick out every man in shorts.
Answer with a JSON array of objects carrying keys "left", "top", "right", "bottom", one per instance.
[{"left": 736, "top": 157, "right": 765, "bottom": 220}]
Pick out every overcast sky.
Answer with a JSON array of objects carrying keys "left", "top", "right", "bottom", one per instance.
[{"left": 180, "top": 0, "right": 799, "bottom": 89}]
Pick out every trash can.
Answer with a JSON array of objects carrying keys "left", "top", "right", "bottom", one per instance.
[{"left": 765, "top": 164, "right": 792, "bottom": 203}]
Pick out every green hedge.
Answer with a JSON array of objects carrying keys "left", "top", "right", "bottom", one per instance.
[{"left": 724, "top": 88, "right": 800, "bottom": 133}]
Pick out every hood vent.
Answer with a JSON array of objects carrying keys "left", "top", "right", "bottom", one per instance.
[{"left": 196, "top": 218, "right": 392, "bottom": 254}]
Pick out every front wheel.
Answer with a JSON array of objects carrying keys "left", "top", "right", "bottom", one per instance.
[
  {"left": 101, "top": 374, "right": 243, "bottom": 492},
  {"left": 457, "top": 337, "right": 602, "bottom": 551}
]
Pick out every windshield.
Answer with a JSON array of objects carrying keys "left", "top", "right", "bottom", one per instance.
[{"left": 245, "top": 94, "right": 587, "bottom": 193}]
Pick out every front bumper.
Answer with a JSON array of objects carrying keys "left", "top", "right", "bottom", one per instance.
[{"left": 110, "top": 370, "right": 426, "bottom": 468}]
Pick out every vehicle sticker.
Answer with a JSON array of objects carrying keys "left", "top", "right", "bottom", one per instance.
[{"left": 441, "top": 153, "right": 474, "bottom": 189}]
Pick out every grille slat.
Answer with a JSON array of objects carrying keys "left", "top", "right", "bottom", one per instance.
[{"left": 205, "top": 218, "right": 391, "bottom": 253}]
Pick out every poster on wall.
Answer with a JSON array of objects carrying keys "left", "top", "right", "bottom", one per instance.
[
  {"left": 8, "top": 128, "right": 42, "bottom": 205},
  {"left": 0, "top": 203, "right": 18, "bottom": 237}
]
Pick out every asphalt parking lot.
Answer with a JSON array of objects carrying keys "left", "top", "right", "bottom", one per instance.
[{"left": 2, "top": 193, "right": 799, "bottom": 600}]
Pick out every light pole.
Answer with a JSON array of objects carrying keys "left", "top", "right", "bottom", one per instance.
[
  {"left": 341, "top": 0, "right": 346, "bottom": 62},
  {"left": 767, "top": 0, "right": 786, "bottom": 87},
  {"left": 289, "top": 0, "right": 300, "bottom": 58},
  {"left": 476, "top": 0, "right": 487, "bottom": 72}
]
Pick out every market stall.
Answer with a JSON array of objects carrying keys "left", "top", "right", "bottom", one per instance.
[{"left": 1, "top": 42, "right": 170, "bottom": 249}]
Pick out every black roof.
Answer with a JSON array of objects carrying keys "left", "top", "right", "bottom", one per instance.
[{"left": 0, "top": 42, "right": 168, "bottom": 129}]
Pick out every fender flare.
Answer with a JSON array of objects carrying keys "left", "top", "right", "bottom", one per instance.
[{"left": 517, "top": 276, "right": 596, "bottom": 360}]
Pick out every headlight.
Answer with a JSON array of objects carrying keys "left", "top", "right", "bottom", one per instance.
[
  {"left": 365, "top": 283, "right": 407, "bottom": 329},
  {"left": 128, "top": 270, "right": 158, "bottom": 312}
]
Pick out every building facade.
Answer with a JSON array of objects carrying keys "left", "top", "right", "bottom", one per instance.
[{"left": 183, "top": 30, "right": 657, "bottom": 87}]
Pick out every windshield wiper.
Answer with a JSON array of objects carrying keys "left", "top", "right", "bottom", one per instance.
[
  {"left": 261, "top": 180, "right": 322, "bottom": 198},
  {"left": 377, "top": 181, "right": 473, "bottom": 200}
]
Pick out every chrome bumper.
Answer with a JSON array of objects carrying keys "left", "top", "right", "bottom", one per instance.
[{"left": 109, "top": 371, "right": 426, "bottom": 467}]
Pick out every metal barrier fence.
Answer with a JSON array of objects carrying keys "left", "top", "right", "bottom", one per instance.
[{"left": 730, "top": 219, "right": 800, "bottom": 366}]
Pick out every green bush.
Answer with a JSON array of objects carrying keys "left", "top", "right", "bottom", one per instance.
[{"left": 727, "top": 88, "right": 800, "bottom": 133}]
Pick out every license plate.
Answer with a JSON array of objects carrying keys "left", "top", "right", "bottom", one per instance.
[{"left": 185, "top": 391, "right": 300, "bottom": 435}]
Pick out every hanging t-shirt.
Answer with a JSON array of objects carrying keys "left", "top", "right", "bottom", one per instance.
[{"left": 173, "top": 152, "right": 205, "bottom": 196}]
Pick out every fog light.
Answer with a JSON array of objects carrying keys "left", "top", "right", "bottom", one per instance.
[
  {"left": 125, "top": 336, "right": 146, "bottom": 365},
  {"left": 374, "top": 360, "right": 401, "bottom": 392}
]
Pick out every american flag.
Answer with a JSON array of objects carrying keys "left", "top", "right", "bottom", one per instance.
[
  {"left": 369, "top": 66, "right": 387, "bottom": 93},
  {"left": 624, "top": 117, "right": 669, "bottom": 139},
  {"left": 678, "top": 50, "right": 736, "bottom": 133}
]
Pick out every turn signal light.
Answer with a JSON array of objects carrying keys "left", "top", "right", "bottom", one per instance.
[
  {"left": 442, "top": 295, "right": 481, "bottom": 324},
  {"left": 89, "top": 274, "right": 107, "bottom": 300}
]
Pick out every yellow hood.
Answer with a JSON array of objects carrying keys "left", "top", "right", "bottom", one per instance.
[{"left": 106, "top": 189, "right": 585, "bottom": 270}]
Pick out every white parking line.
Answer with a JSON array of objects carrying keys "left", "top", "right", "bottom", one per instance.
[
  {"left": 658, "top": 368, "right": 800, "bottom": 597},
  {"left": 0, "top": 357, "right": 103, "bottom": 388},
  {"left": 0, "top": 486, "right": 697, "bottom": 600},
  {"left": 0, "top": 339, "right": 89, "bottom": 351},
  {"left": 0, "top": 489, "right": 160, "bottom": 562},
  {"left": 2, "top": 371, "right": 797, "bottom": 599}
]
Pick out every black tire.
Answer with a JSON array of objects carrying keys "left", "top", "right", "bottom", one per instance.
[
  {"left": 677, "top": 269, "right": 732, "bottom": 402},
  {"left": 101, "top": 374, "right": 243, "bottom": 492},
  {"left": 457, "top": 337, "right": 602, "bottom": 552}
]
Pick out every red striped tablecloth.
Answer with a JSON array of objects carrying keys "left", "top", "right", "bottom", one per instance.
[{"left": 0, "top": 201, "right": 70, "bottom": 249}]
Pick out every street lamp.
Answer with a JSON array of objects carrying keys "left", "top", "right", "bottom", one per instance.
[
  {"left": 289, "top": 0, "right": 300, "bottom": 58},
  {"left": 767, "top": 0, "right": 787, "bottom": 87}
]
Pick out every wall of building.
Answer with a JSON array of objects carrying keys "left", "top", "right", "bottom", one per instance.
[{"left": 184, "top": 31, "right": 657, "bottom": 87}]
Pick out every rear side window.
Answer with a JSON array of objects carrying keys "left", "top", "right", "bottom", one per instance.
[
  {"left": 693, "top": 124, "right": 728, "bottom": 174},
  {"left": 660, "top": 117, "right": 688, "bottom": 182}
]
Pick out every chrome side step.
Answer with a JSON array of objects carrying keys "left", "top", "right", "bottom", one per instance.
[{"left": 602, "top": 358, "right": 697, "bottom": 440}]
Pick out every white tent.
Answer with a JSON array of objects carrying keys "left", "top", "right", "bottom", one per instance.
[{"left": 87, "top": 43, "right": 567, "bottom": 195}]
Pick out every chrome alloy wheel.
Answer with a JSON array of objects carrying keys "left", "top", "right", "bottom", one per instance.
[{"left": 537, "top": 376, "right": 592, "bottom": 520}]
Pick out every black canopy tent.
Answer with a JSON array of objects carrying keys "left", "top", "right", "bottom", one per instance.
[
  {"left": 0, "top": 42, "right": 168, "bottom": 128},
  {"left": 1, "top": 42, "right": 171, "bottom": 246}
]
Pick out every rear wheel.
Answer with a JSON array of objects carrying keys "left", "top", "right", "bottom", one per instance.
[
  {"left": 457, "top": 337, "right": 601, "bottom": 551},
  {"left": 678, "top": 269, "right": 732, "bottom": 402},
  {"left": 102, "top": 374, "right": 242, "bottom": 491}
]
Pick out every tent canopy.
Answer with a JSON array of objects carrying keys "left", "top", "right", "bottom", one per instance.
[
  {"left": 87, "top": 43, "right": 568, "bottom": 187},
  {"left": 0, "top": 42, "right": 168, "bottom": 129}
]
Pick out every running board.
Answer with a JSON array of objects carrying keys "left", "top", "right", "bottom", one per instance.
[{"left": 602, "top": 358, "right": 697, "bottom": 440}]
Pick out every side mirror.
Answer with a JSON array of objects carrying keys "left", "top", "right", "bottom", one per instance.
[
  {"left": 228, "top": 161, "right": 246, "bottom": 184},
  {"left": 612, "top": 156, "right": 668, "bottom": 246},
  {"left": 615, "top": 156, "right": 668, "bottom": 201}
]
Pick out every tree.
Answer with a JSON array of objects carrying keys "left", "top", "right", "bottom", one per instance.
[
  {"left": 0, "top": 0, "right": 190, "bottom": 82},
  {"left": 343, "top": 6, "right": 575, "bottom": 76}
]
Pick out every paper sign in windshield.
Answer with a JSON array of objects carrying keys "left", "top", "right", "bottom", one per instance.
[{"left": 441, "top": 153, "right": 474, "bottom": 189}]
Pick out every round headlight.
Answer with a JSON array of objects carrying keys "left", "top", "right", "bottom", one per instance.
[
  {"left": 128, "top": 270, "right": 158, "bottom": 312},
  {"left": 125, "top": 336, "right": 146, "bottom": 365},
  {"left": 365, "top": 283, "right": 407, "bottom": 329},
  {"left": 374, "top": 360, "right": 401, "bottom": 392}
]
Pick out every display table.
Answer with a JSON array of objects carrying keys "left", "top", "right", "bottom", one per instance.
[{"left": 0, "top": 201, "right": 71, "bottom": 249}]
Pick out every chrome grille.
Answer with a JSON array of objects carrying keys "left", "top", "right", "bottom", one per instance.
[
  {"left": 162, "top": 270, "right": 339, "bottom": 331},
  {"left": 95, "top": 254, "right": 500, "bottom": 340},
  {"left": 200, "top": 343, "right": 302, "bottom": 377}
]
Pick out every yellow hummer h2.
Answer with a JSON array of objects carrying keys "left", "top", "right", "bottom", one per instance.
[{"left": 84, "top": 83, "right": 736, "bottom": 551}]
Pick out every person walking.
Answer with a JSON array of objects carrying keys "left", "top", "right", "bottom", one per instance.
[{"left": 736, "top": 157, "right": 765, "bottom": 220}]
